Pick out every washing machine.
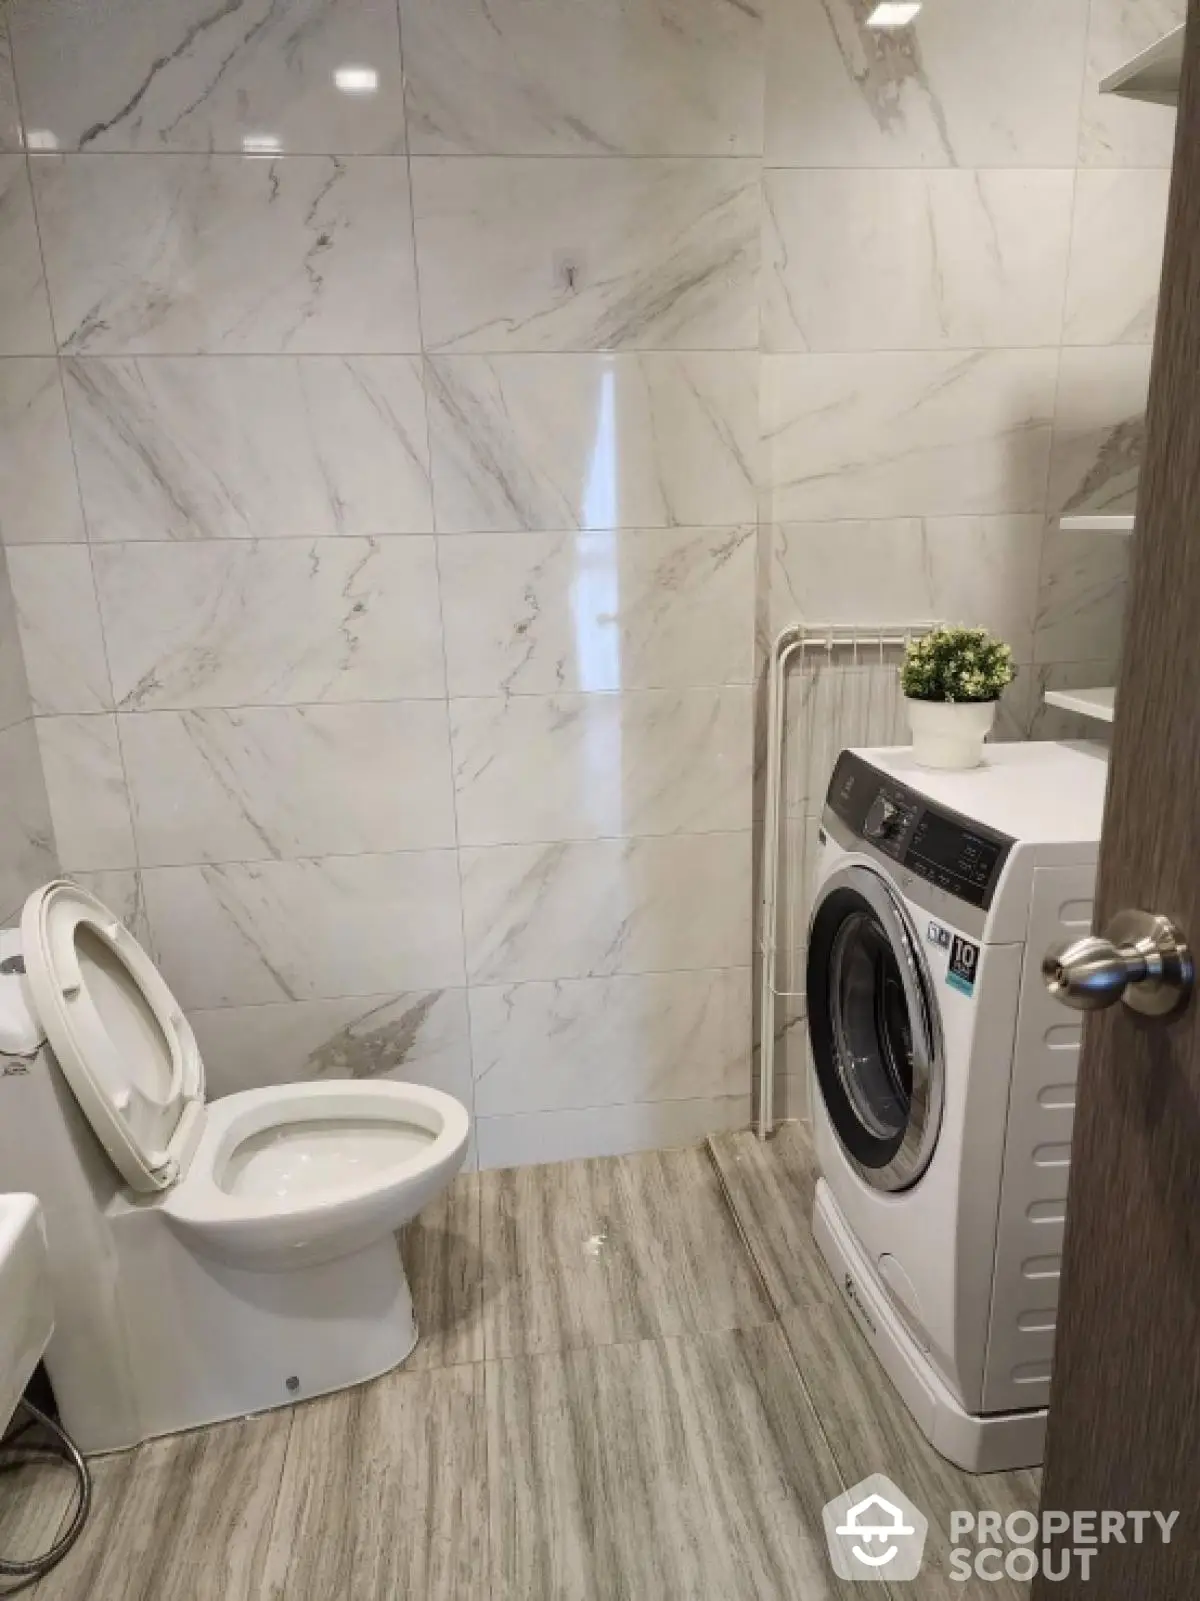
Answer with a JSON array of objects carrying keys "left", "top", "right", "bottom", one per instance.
[{"left": 806, "top": 741, "right": 1109, "bottom": 1473}]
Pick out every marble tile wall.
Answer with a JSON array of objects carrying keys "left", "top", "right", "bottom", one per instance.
[
  {"left": 0, "top": 0, "right": 758, "bottom": 1165},
  {"left": 0, "top": 0, "right": 1173, "bottom": 1160},
  {"left": 0, "top": 23, "right": 57, "bottom": 925},
  {"left": 758, "top": 0, "right": 1178, "bottom": 1115},
  {"left": 0, "top": 545, "right": 57, "bottom": 921}
]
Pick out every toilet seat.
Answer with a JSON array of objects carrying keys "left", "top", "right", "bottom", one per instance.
[
  {"left": 21, "top": 882, "right": 205, "bottom": 1194},
  {"left": 161, "top": 1081, "right": 469, "bottom": 1268}
]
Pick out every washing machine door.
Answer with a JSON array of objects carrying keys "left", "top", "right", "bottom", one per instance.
[{"left": 807, "top": 862, "right": 943, "bottom": 1192}]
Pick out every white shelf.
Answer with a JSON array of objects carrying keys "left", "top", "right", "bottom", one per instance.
[
  {"left": 1100, "top": 23, "right": 1184, "bottom": 106},
  {"left": 1043, "top": 686, "right": 1115, "bottom": 724},
  {"left": 1058, "top": 514, "right": 1135, "bottom": 534}
]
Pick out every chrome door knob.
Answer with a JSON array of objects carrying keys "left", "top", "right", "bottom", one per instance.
[{"left": 1043, "top": 910, "right": 1194, "bottom": 1018}]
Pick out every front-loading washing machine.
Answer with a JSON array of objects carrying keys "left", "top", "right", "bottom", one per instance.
[{"left": 806, "top": 740, "right": 1108, "bottom": 1472}]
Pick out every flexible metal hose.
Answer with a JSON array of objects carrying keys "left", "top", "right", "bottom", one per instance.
[{"left": 0, "top": 1399, "right": 91, "bottom": 1592}]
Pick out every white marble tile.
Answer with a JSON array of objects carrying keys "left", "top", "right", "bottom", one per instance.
[
  {"left": 765, "top": 0, "right": 1089, "bottom": 167},
  {"left": 769, "top": 1067, "right": 810, "bottom": 1126},
  {"left": 773, "top": 820, "right": 823, "bottom": 976},
  {"left": 1063, "top": 169, "right": 1171, "bottom": 346},
  {"left": 32, "top": 154, "right": 420, "bottom": 354},
  {"left": 35, "top": 713, "right": 136, "bottom": 870},
  {"left": 990, "top": 667, "right": 1042, "bottom": 746},
  {"left": 427, "top": 354, "right": 757, "bottom": 533},
  {"left": 0, "top": 159, "right": 55, "bottom": 354},
  {"left": 141, "top": 850, "right": 465, "bottom": 1007},
  {"left": 6, "top": 544, "right": 113, "bottom": 713},
  {"left": 470, "top": 968, "right": 750, "bottom": 1116},
  {"left": 1048, "top": 346, "right": 1153, "bottom": 518},
  {"left": 412, "top": 157, "right": 759, "bottom": 353},
  {"left": 769, "top": 517, "right": 1043, "bottom": 662},
  {"left": 762, "top": 169, "right": 1074, "bottom": 352},
  {"left": 460, "top": 830, "right": 751, "bottom": 984},
  {"left": 1034, "top": 524, "right": 1131, "bottom": 665},
  {"left": 439, "top": 525, "right": 754, "bottom": 697},
  {"left": 120, "top": 702, "right": 455, "bottom": 864},
  {"left": 778, "top": 665, "right": 909, "bottom": 822},
  {"left": 191, "top": 988, "right": 472, "bottom": 1102},
  {"left": 399, "top": 0, "right": 762, "bottom": 156},
  {"left": 450, "top": 687, "right": 751, "bottom": 847},
  {"left": 0, "top": 28, "right": 21, "bottom": 152},
  {"left": 0, "top": 719, "right": 57, "bottom": 916},
  {"left": 8, "top": 0, "right": 406, "bottom": 154},
  {"left": 65, "top": 356, "right": 432, "bottom": 541},
  {"left": 1079, "top": 0, "right": 1185, "bottom": 167},
  {"left": 475, "top": 1094, "right": 750, "bottom": 1168},
  {"left": 91, "top": 537, "right": 445, "bottom": 709},
  {"left": 761, "top": 351, "right": 1058, "bottom": 521},
  {"left": 0, "top": 360, "right": 87, "bottom": 544},
  {"left": 0, "top": 551, "right": 30, "bottom": 734}
]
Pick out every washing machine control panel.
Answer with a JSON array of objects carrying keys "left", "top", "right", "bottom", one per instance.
[{"left": 826, "top": 751, "right": 1014, "bottom": 910}]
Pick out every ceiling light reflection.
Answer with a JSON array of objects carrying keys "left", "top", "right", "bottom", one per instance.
[
  {"left": 866, "top": 2, "right": 922, "bottom": 26},
  {"left": 242, "top": 133, "right": 281, "bottom": 155},
  {"left": 334, "top": 65, "right": 379, "bottom": 95}
]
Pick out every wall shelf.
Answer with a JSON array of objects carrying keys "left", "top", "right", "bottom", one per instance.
[
  {"left": 1043, "top": 686, "right": 1115, "bottom": 724},
  {"left": 1058, "top": 514, "right": 1135, "bottom": 534},
  {"left": 1100, "top": 23, "right": 1184, "bottom": 105}
]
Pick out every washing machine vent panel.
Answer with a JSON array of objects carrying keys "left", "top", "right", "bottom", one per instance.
[{"left": 981, "top": 865, "right": 1094, "bottom": 1415}]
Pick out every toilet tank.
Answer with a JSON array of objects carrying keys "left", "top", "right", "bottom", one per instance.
[{"left": 0, "top": 927, "right": 142, "bottom": 1452}]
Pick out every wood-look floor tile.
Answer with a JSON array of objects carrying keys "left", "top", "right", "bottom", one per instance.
[
  {"left": 28, "top": 1410, "right": 291, "bottom": 1601},
  {"left": 487, "top": 1326, "right": 861, "bottom": 1601},
  {"left": 707, "top": 1123, "right": 836, "bottom": 1314},
  {"left": 781, "top": 1300, "right": 1039, "bottom": 1601},
  {"left": 262, "top": 1364, "right": 487, "bottom": 1601},
  {"left": 400, "top": 1170, "right": 485, "bottom": 1371},
  {"left": 0, "top": 1442, "right": 77, "bottom": 1573},
  {"left": 480, "top": 1146, "right": 775, "bottom": 1359}
]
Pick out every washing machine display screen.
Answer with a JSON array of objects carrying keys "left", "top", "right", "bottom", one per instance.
[{"left": 905, "top": 813, "right": 1004, "bottom": 906}]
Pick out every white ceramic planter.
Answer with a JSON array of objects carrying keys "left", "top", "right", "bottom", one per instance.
[{"left": 906, "top": 697, "right": 996, "bottom": 770}]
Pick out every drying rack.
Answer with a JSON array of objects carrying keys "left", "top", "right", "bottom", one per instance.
[{"left": 756, "top": 621, "right": 938, "bottom": 1140}]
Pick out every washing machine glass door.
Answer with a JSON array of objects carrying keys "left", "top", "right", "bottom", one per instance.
[{"left": 807, "top": 863, "right": 943, "bottom": 1192}]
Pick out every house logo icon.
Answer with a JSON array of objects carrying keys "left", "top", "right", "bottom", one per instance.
[{"left": 823, "top": 1474, "right": 928, "bottom": 1582}]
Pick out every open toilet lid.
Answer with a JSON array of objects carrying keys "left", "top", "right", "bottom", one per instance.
[{"left": 21, "top": 881, "right": 205, "bottom": 1194}]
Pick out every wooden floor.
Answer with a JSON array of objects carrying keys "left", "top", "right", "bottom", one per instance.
[{"left": 0, "top": 1126, "right": 1038, "bottom": 1600}]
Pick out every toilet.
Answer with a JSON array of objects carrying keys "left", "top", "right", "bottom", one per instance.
[{"left": 0, "top": 881, "right": 469, "bottom": 1454}]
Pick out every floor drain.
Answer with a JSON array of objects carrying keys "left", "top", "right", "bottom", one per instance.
[{"left": 285, "top": 1376, "right": 300, "bottom": 1393}]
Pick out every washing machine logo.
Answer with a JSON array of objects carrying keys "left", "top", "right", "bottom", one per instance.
[
  {"left": 842, "top": 1272, "right": 877, "bottom": 1335},
  {"left": 824, "top": 1476, "right": 929, "bottom": 1581}
]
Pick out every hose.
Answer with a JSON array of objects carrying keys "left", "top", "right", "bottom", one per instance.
[{"left": 0, "top": 1399, "right": 91, "bottom": 1592}]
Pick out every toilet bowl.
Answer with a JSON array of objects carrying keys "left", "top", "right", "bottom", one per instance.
[
  {"left": 0, "top": 881, "right": 470, "bottom": 1453},
  {"left": 164, "top": 1079, "right": 468, "bottom": 1270}
]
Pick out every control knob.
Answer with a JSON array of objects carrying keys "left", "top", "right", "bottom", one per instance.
[{"left": 864, "top": 795, "right": 903, "bottom": 843}]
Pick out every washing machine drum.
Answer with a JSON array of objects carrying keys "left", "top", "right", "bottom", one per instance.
[{"left": 807, "top": 863, "right": 944, "bottom": 1192}]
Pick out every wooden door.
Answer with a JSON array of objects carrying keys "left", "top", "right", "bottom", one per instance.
[{"left": 1033, "top": 4, "right": 1200, "bottom": 1594}]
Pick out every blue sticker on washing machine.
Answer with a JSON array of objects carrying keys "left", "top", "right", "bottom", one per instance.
[{"left": 947, "top": 935, "right": 979, "bottom": 997}]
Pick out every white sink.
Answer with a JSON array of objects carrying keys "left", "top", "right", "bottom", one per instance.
[{"left": 0, "top": 1194, "right": 53, "bottom": 1430}]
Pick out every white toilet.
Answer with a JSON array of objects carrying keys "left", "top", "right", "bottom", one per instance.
[{"left": 0, "top": 881, "right": 469, "bottom": 1454}]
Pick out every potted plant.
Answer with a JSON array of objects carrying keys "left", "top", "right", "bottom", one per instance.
[{"left": 900, "top": 625, "right": 1015, "bottom": 770}]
